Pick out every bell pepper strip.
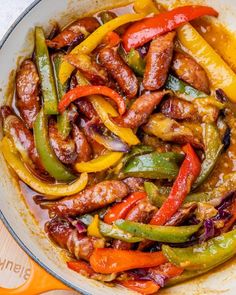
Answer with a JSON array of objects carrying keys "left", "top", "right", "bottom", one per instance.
[
  {"left": 115, "top": 220, "right": 201, "bottom": 243},
  {"left": 103, "top": 31, "right": 121, "bottom": 48},
  {"left": 177, "top": 23, "right": 236, "bottom": 102},
  {"left": 58, "top": 85, "right": 126, "bottom": 115},
  {"left": 133, "top": 0, "right": 160, "bottom": 15},
  {"left": 75, "top": 151, "right": 123, "bottom": 173},
  {"left": 34, "top": 109, "right": 76, "bottom": 181},
  {"left": 35, "top": 27, "right": 58, "bottom": 114},
  {"left": 162, "top": 229, "right": 236, "bottom": 270},
  {"left": 122, "top": 6, "right": 218, "bottom": 52},
  {"left": 120, "top": 280, "right": 160, "bottom": 295},
  {"left": 125, "top": 48, "right": 146, "bottom": 76},
  {"left": 87, "top": 215, "right": 103, "bottom": 238},
  {"left": 144, "top": 182, "right": 170, "bottom": 208},
  {"left": 1, "top": 137, "right": 88, "bottom": 198},
  {"left": 90, "top": 248, "right": 167, "bottom": 274},
  {"left": 150, "top": 144, "right": 201, "bottom": 225},
  {"left": 193, "top": 123, "right": 223, "bottom": 189},
  {"left": 165, "top": 74, "right": 207, "bottom": 102},
  {"left": 59, "top": 13, "right": 146, "bottom": 84},
  {"left": 52, "top": 54, "right": 71, "bottom": 139},
  {"left": 80, "top": 214, "right": 143, "bottom": 243},
  {"left": 123, "top": 152, "right": 184, "bottom": 179},
  {"left": 67, "top": 261, "right": 95, "bottom": 277},
  {"left": 104, "top": 192, "right": 147, "bottom": 224},
  {"left": 90, "top": 96, "right": 140, "bottom": 145}
]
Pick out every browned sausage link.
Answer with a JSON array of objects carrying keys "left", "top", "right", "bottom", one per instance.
[
  {"left": 161, "top": 97, "right": 197, "bottom": 120},
  {"left": 165, "top": 203, "right": 197, "bottom": 226},
  {"left": 123, "top": 177, "right": 145, "bottom": 192},
  {"left": 72, "top": 124, "right": 92, "bottom": 162},
  {"left": 99, "top": 48, "right": 138, "bottom": 99},
  {"left": 48, "top": 180, "right": 130, "bottom": 217},
  {"left": 45, "top": 218, "right": 104, "bottom": 261},
  {"left": 114, "top": 91, "right": 167, "bottom": 129},
  {"left": 143, "top": 32, "right": 176, "bottom": 90},
  {"left": 0, "top": 106, "right": 44, "bottom": 172},
  {"left": 46, "top": 17, "right": 100, "bottom": 49},
  {"left": 74, "top": 99, "right": 100, "bottom": 121},
  {"left": 49, "top": 119, "right": 78, "bottom": 165},
  {"left": 172, "top": 51, "right": 210, "bottom": 94},
  {"left": 16, "top": 59, "right": 40, "bottom": 129}
]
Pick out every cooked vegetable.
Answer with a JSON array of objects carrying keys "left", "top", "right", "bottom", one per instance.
[
  {"left": 121, "top": 280, "right": 160, "bottom": 295},
  {"left": 116, "top": 220, "right": 201, "bottom": 243},
  {"left": 90, "top": 248, "right": 167, "bottom": 274},
  {"left": 124, "top": 48, "right": 146, "bottom": 76},
  {"left": 1, "top": 137, "right": 88, "bottom": 198},
  {"left": 123, "top": 152, "right": 184, "bottom": 179},
  {"left": 151, "top": 144, "right": 201, "bottom": 225},
  {"left": 35, "top": 27, "right": 58, "bottom": 114},
  {"left": 123, "top": 6, "right": 218, "bottom": 51}
]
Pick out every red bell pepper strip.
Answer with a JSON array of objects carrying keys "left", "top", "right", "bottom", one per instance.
[
  {"left": 123, "top": 5, "right": 218, "bottom": 52},
  {"left": 104, "top": 192, "right": 146, "bottom": 224},
  {"left": 58, "top": 85, "right": 126, "bottom": 115},
  {"left": 90, "top": 248, "right": 167, "bottom": 274},
  {"left": 103, "top": 31, "right": 121, "bottom": 48},
  {"left": 150, "top": 144, "right": 201, "bottom": 225},
  {"left": 67, "top": 261, "right": 95, "bottom": 277},
  {"left": 121, "top": 280, "right": 160, "bottom": 295}
]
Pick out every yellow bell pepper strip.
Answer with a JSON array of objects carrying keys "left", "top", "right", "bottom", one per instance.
[
  {"left": 90, "top": 96, "right": 140, "bottom": 145},
  {"left": 1, "top": 137, "right": 88, "bottom": 198},
  {"left": 34, "top": 109, "right": 76, "bottom": 181},
  {"left": 87, "top": 215, "right": 103, "bottom": 238},
  {"left": 58, "top": 85, "right": 126, "bottom": 115},
  {"left": 59, "top": 13, "right": 146, "bottom": 84},
  {"left": 75, "top": 151, "right": 123, "bottom": 173},
  {"left": 35, "top": 27, "right": 58, "bottom": 114},
  {"left": 133, "top": 0, "right": 160, "bottom": 14},
  {"left": 177, "top": 23, "right": 236, "bottom": 102}
]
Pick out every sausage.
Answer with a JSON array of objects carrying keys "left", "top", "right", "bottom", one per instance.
[
  {"left": 48, "top": 180, "right": 130, "bottom": 217},
  {"left": 46, "top": 17, "right": 100, "bottom": 49},
  {"left": 114, "top": 91, "right": 167, "bottom": 128},
  {"left": 72, "top": 124, "right": 92, "bottom": 162},
  {"left": 0, "top": 106, "right": 44, "bottom": 172},
  {"left": 45, "top": 218, "right": 104, "bottom": 261},
  {"left": 49, "top": 119, "right": 78, "bottom": 165},
  {"left": 123, "top": 177, "right": 145, "bottom": 192},
  {"left": 99, "top": 47, "right": 138, "bottom": 99},
  {"left": 74, "top": 99, "right": 99, "bottom": 120},
  {"left": 161, "top": 97, "right": 197, "bottom": 120},
  {"left": 172, "top": 51, "right": 210, "bottom": 94},
  {"left": 143, "top": 32, "right": 175, "bottom": 90},
  {"left": 165, "top": 203, "right": 197, "bottom": 226},
  {"left": 16, "top": 59, "right": 40, "bottom": 129}
]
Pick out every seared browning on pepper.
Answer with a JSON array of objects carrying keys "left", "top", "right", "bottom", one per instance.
[
  {"left": 16, "top": 59, "right": 41, "bottom": 128},
  {"left": 99, "top": 47, "right": 138, "bottom": 98},
  {"left": 48, "top": 180, "right": 129, "bottom": 217},
  {"left": 46, "top": 17, "right": 100, "bottom": 49},
  {"left": 143, "top": 32, "right": 175, "bottom": 90}
]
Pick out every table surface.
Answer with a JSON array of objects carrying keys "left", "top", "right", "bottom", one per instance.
[{"left": 0, "top": 1, "right": 77, "bottom": 294}]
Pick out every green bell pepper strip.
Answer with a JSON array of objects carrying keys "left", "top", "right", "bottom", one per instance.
[
  {"left": 162, "top": 229, "right": 236, "bottom": 270},
  {"left": 193, "top": 123, "right": 223, "bottom": 189},
  {"left": 123, "top": 152, "right": 184, "bottom": 179},
  {"left": 35, "top": 27, "right": 58, "bottom": 115},
  {"left": 115, "top": 219, "right": 202, "bottom": 243},
  {"left": 34, "top": 109, "right": 76, "bottom": 181},
  {"left": 119, "top": 47, "right": 146, "bottom": 76},
  {"left": 79, "top": 214, "right": 143, "bottom": 243},
  {"left": 52, "top": 54, "right": 71, "bottom": 139},
  {"left": 144, "top": 182, "right": 171, "bottom": 208},
  {"left": 165, "top": 74, "right": 207, "bottom": 101}
]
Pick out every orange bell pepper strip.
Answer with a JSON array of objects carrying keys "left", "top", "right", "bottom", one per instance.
[
  {"left": 58, "top": 85, "right": 126, "bottom": 115},
  {"left": 150, "top": 144, "right": 201, "bottom": 225},
  {"left": 90, "top": 248, "right": 167, "bottom": 274},
  {"left": 121, "top": 280, "right": 160, "bottom": 295},
  {"left": 122, "top": 5, "right": 218, "bottom": 52},
  {"left": 67, "top": 261, "right": 95, "bottom": 277},
  {"left": 104, "top": 192, "right": 146, "bottom": 224}
]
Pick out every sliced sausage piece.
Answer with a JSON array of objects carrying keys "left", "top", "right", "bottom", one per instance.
[
  {"left": 123, "top": 177, "right": 145, "bottom": 192},
  {"left": 46, "top": 17, "right": 100, "bottom": 49},
  {"left": 161, "top": 97, "right": 197, "bottom": 120},
  {"left": 48, "top": 180, "right": 130, "bottom": 217},
  {"left": 49, "top": 119, "right": 78, "bottom": 165},
  {"left": 45, "top": 218, "right": 104, "bottom": 261},
  {"left": 143, "top": 32, "right": 175, "bottom": 90},
  {"left": 16, "top": 59, "right": 40, "bottom": 129},
  {"left": 72, "top": 124, "right": 92, "bottom": 162},
  {"left": 0, "top": 106, "right": 44, "bottom": 172},
  {"left": 74, "top": 99, "right": 99, "bottom": 121},
  {"left": 99, "top": 47, "right": 138, "bottom": 99},
  {"left": 114, "top": 91, "right": 167, "bottom": 128},
  {"left": 172, "top": 51, "right": 210, "bottom": 94}
]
